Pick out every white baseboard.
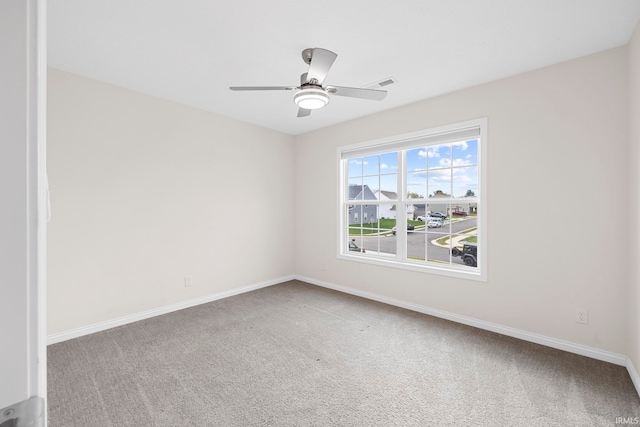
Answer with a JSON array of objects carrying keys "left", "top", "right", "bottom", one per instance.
[
  {"left": 295, "top": 275, "right": 629, "bottom": 367},
  {"left": 47, "top": 275, "right": 294, "bottom": 345},
  {"left": 628, "top": 358, "right": 640, "bottom": 398}
]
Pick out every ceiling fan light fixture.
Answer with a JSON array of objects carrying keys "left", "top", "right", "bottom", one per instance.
[{"left": 294, "top": 88, "right": 329, "bottom": 110}]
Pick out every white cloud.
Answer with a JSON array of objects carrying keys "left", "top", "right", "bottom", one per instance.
[
  {"left": 452, "top": 141, "right": 468, "bottom": 150},
  {"left": 466, "top": 154, "right": 472, "bottom": 159},
  {"left": 452, "top": 174, "right": 472, "bottom": 183},
  {"left": 439, "top": 158, "right": 472, "bottom": 168},
  {"left": 427, "top": 169, "right": 449, "bottom": 178},
  {"left": 349, "top": 159, "right": 368, "bottom": 165},
  {"left": 418, "top": 148, "right": 440, "bottom": 158},
  {"left": 380, "top": 163, "right": 388, "bottom": 169}
]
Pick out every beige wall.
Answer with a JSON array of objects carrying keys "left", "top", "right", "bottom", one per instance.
[
  {"left": 629, "top": 22, "right": 640, "bottom": 378},
  {"left": 295, "top": 47, "right": 630, "bottom": 354},
  {"left": 47, "top": 69, "right": 295, "bottom": 334}
]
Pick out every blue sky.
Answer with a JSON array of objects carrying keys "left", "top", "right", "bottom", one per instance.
[{"left": 348, "top": 139, "right": 479, "bottom": 199}]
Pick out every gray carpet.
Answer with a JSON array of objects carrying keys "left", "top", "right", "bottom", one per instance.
[{"left": 48, "top": 280, "right": 640, "bottom": 426}]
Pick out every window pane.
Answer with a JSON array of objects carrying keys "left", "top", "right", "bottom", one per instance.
[
  {"left": 362, "top": 154, "right": 379, "bottom": 176},
  {"left": 380, "top": 152, "right": 398, "bottom": 173},
  {"left": 349, "top": 205, "right": 363, "bottom": 226},
  {"left": 407, "top": 230, "right": 426, "bottom": 261},
  {"left": 451, "top": 204, "right": 470, "bottom": 217},
  {"left": 407, "top": 171, "right": 426, "bottom": 199},
  {"left": 451, "top": 234, "right": 478, "bottom": 268},
  {"left": 379, "top": 174, "right": 397, "bottom": 196},
  {"left": 378, "top": 203, "right": 395, "bottom": 220},
  {"left": 426, "top": 229, "right": 450, "bottom": 264},
  {"left": 426, "top": 202, "right": 449, "bottom": 220},
  {"left": 359, "top": 205, "right": 397, "bottom": 257},
  {"left": 348, "top": 158, "right": 364, "bottom": 178},
  {"left": 428, "top": 169, "right": 452, "bottom": 198},
  {"left": 452, "top": 139, "right": 478, "bottom": 167},
  {"left": 406, "top": 148, "right": 427, "bottom": 172},
  {"left": 348, "top": 179, "right": 363, "bottom": 200},
  {"left": 362, "top": 176, "right": 379, "bottom": 199},
  {"left": 411, "top": 203, "right": 426, "bottom": 220},
  {"left": 347, "top": 203, "right": 365, "bottom": 252},
  {"left": 428, "top": 144, "right": 451, "bottom": 170},
  {"left": 452, "top": 166, "right": 478, "bottom": 198},
  {"left": 449, "top": 211, "right": 479, "bottom": 268}
]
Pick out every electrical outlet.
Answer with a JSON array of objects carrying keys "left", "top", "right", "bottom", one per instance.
[
  {"left": 184, "top": 276, "right": 192, "bottom": 287},
  {"left": 576, "top": 309, "right": 588, "bottom": 324}
]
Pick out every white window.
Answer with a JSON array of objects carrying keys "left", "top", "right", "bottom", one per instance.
[{"left": 338, "top": 118, "right": 487, "bottom": 281}]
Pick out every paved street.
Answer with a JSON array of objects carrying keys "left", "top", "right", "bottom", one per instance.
[{"left": 358, "top": 217, "right": 477, "bottom": 265}]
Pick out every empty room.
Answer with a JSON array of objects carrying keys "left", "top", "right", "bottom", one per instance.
[{"left": 2, "top": 0, "right": 640, "bottom": 426}]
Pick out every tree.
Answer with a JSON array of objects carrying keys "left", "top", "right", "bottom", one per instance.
[{"left": 465, "top": 190, "right": 475, "bottom": 197}]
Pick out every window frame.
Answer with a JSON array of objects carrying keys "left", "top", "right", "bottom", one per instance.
[{"left": 337, "top": 118, "right": 487, "bottom": 282}]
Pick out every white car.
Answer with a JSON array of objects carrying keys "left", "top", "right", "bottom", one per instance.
[{"left": 427, "top": 220, "right": 442, "bottom": 228}]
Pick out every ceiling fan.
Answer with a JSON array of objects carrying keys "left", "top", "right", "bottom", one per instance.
[{"left": 229, "top": 48, "right": 388, "bottom": 118}]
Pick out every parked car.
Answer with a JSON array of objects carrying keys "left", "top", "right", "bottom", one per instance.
[
  {"left": 416, "top": 216, "right": 425, "bottom": 221},
  {"left": 451, "top": 242, "right": 477, "bottom": 267},
  {"left": 452, "top": 211, "right": 468, "bottom": 216},
  {"left": 429, "top": 212, "right": 446, "bottom": 219},
  {"left": 427, "top": 220, "right": 442, "bottom": 228},
  {"left": 391, "top": 224, "right": 415, "bottom": 235},
  {"left": 348, "top": 240, "right": 365, "bottom": 253}
]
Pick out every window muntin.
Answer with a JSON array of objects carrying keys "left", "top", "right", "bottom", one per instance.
[{"left": 338, "top": 119, "right": 486, "bottom": 280}]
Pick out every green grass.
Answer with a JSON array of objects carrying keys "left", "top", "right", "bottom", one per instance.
[
  {"left": 436, "top": 236, "right": 450, "bottom": 245},
  {"left": 460, "top": 235, "right": 478, "bottom": 243},
  {"left": 349, "top": 227, "right": 380, "bottom": 236}
]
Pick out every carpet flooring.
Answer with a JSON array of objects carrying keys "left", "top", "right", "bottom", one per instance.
[{"left": 48, "top": 280, "right": 640, "bottom": 426}]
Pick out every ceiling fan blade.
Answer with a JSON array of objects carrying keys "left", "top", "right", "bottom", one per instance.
[
  {"left": 229, "top": 86, "right": 297, "bottom": 91},
  {"left": 297, "top": 108, "right": 311, "bottom": 118},
  {"left": 327, "top": 85, "right": 387, "bottom": 101},
  {"left": 306, "top": 48, "right": 337, "bottom": 85}
]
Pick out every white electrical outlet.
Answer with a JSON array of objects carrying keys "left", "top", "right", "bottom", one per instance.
[
  {"left": 184, "top": 276, "right": 192, "bottom": 287},
  {"left": 576, "top": 309, "right": 588, "bottom": 324}
]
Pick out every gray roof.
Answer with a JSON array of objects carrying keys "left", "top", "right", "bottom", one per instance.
[
  {"left": 348, "top": 185, "right": 362, "bottom": 199},
  {"left": 349, "top": 184, "right": 377, "bottom": 200}
]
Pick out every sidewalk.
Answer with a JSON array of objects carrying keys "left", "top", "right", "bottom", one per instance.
[{"left": 430, "top": 227, "right": 477, "bottom": 248}]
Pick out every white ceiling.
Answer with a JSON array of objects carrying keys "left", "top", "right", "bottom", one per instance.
[{"left": 48, "top": 0, "right": 640, "bottom": 136}]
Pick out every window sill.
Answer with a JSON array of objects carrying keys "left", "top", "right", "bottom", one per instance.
[{"left": 337, "top": 252, "right": 487, "bottom": 282}]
